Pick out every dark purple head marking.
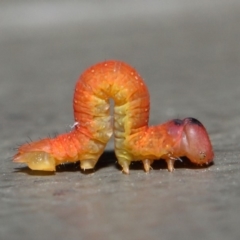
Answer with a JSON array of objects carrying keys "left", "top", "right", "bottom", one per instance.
[
  {"left": 173, "top": 119, "right": 183, "bottom": 126},
  {"left": 184, "top": 117, "right": 203, "bottom": 127}
]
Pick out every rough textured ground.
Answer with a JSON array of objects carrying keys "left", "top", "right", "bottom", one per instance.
[{"left": 1, "top": 1, "right": 240, "bottom": 239}]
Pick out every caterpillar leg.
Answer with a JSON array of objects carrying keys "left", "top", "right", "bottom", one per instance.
[
  {"left": 14, "top": 151, "right": 56, "bottom": 171},
  {"left": 142, "top": 159, "right": 153, "bottom": 173},
  {"left": 80, "top": 159, "right": 98, "bottom": 171},
  {"left": 166, "top": 158, "right": 175, "bottom": 172},
  {"left": 118, "top": 158, "right": 131, "bottom": 174}
]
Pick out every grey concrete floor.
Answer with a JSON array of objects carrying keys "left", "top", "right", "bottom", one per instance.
[{"left": 1, "top": 1, "right": 240, "bottom": 239}]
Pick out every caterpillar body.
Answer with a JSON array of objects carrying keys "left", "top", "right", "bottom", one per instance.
[{"left": 13, "top": 60, "right": 214, "bottom": 174}]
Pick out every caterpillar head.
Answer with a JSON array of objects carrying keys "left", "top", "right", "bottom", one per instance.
[{"left": 169, "top": 117, "right": 214, "bottom": 165}]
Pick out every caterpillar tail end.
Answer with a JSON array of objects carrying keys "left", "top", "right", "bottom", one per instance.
[
  {"left": 13, "top": 151, "right": 56, "bottom": 172},
  {"left": 13, "top": 138, "right": 56, "bottom": 171}
]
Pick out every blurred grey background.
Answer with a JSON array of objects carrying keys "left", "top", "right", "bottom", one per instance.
[{"left": 1, "top": 1, "right": 240, "bottom": 239}]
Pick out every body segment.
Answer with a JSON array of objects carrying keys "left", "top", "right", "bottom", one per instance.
[{"left": 13, "top": 60, "right": 214, "bottom": 173}]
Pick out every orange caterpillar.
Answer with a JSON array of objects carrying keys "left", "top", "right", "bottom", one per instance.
[{"left": 13, "top": 60, "right": 214, "bottom": 174}]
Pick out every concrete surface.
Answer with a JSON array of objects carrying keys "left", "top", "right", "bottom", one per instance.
[{"left": 1, "top": 1, "right": 240, "bottom": 239}]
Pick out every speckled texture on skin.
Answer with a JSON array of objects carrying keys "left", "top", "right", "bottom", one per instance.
[
  {"left": 13, "top": 60, "right": 213, "bottom": 173},
  {"left": 1, "top": 1, "right": 240, "bottom": 240}
]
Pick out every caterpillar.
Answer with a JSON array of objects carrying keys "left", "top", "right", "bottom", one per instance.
[{"left": 13, "top": 60, "right": 214, "bottom": 174}]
